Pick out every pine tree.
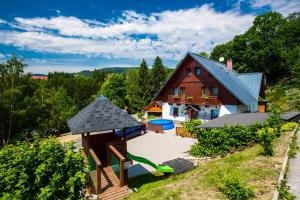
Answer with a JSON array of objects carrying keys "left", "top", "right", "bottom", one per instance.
[
  {"left": 137, "top": 59, "right": 150, "bottom": 110},
  {"left": 149, "top": 56, "right": 166, "bottom": 98}
]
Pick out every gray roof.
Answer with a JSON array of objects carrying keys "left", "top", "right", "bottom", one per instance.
[
  {"left": 153, "top": 52, "right": 262, "bottom": 106},
  {"left": 237, "top": 73, "right": 263, "bottom": 100},
  {"left": 68, "top": 96, "right": 141, "bottom": 134},
  {"left": 281, "top": 112, "right": 300, "bottom": 121},
  {"left": 189, "top": 53, "right": 259, "bottom": 105},
  {"left": 195, "top": 113, "right": 269, "bottom": 129}
]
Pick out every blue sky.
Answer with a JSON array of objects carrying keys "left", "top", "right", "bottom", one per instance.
[{"left": 0, "top": 0, "right": 299, "bottom": 73}]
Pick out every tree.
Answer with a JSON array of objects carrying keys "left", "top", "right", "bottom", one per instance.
[
  {"left": 210, "top": 12, "right": 287, "bottom": 82},
  {"left": 149, "top": 56, "right": 166, "bottom": 98},
  {"left": 210, "top": 42, "right": 232, "bottom": 62},
  {"left": 0, "top": 135, "right": 86, "bottom": 199},
  {"left": 0, "top": 55, "right": 27, "bottom": 146},
  {"left": 26, "top": 87, "right": 78, "bottom": 134},
  {"left": 98, "top": 74, "right": 128, "bottom": 109},
  {"left": 136, "top": 59, "right": 150, "bottom": 110},
  {"left": 126, "top": 69, "right": 140, "bottom": 113},
  {"left": 198, "top": 51, "right": 209, "bottom": 58}
]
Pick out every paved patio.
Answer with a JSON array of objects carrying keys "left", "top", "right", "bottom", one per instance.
[{"left": 127, "top": 129, "right": 197, "bottom": 177}]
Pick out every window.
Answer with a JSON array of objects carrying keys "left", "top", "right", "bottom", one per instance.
[
  {"left": 186, "top": 68, "right": 192, "bottom": 76},
  {"left": 173, "top": 87, "right": 179, "bottom": 96},
  {"left": 195, "top": 67, "right": 201, "bottom": 76},
  {"left": 212, "top": 87, "right": 219, "bottom": 96},
  {"left": 211, "top": 110, "right": 219, "bottom": 119},
  {"left": 203, "top": 87, "right": 209, "bottom": 97},
  {"left": 180, "top": 87, "right": 186, "bottom": 96},
  {"left": 173, "top": 107, "right": 179, "bottom": 117}
]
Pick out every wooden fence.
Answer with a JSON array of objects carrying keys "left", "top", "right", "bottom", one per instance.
[{"left": 175, "top": 126, "right": 194, "bottom": 138}]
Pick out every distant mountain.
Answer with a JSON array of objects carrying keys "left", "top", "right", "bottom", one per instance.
[
  {"left": 77, "top": 66, "right": 174, "bottom": 76},
  {"left": 77, "top": 67, "right": 138, "bottom": 76},
  {"left": 99, "top": 67, "right": 139, "bottom": 74}
]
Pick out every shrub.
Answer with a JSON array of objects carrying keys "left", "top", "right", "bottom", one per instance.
[
  {"left": 183, "top": 119, "right": 202, "bottom": 133},
  {"left": 281, "top": 122, "right": 298, "bottom": 132},
  {"left": 0, "top": 135, "right": 86, "bottom": 199},
  {"left": 267, "top": 110, "right": 283, "bottom": 137},
  {"left": 190, "top": 124, "right": 261, "bottom": 157},
  {"left": 257, "top": 128, "right": 275, "bottom": 156},
  {"left": 221, "top": 176, "right": 254, "bottom": 200}
]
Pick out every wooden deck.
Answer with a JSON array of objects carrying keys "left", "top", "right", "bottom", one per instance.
[{"left": 98, "top": 166, "right": 129, "bottom": 200}]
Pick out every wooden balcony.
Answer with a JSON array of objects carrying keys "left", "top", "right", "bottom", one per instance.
[{"left": 167, "top": 95, "right": 219, "bottom": 106}]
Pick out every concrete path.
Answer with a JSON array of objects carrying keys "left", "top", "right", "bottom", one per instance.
[
  {"left": 127, "top": 129, "right": 197, "bottom": 177},
  {"left": 287, "top": 130, "right": 300, "bottom": 199}
]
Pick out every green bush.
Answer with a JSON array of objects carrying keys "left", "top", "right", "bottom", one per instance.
[
  {"left": 281, "top": 122, "right": 298, "bottom": 132},
  {"left": 221, "top": 176, "right": 254, "bottom": 200},
  {"left": 190, "top": 124, "right": 262, "bottom": 157},
  {"left": 257, "top": 128, "right": 275, "bottom": 156},
  {"left": 183, "top": 119, "right": 202, "bottom": 133},
  {"left": 0, "top": 135, "right": 86, "bottom": 199},
  {"left": 267, "top": 110, "right": 283, "bottom": 137}
]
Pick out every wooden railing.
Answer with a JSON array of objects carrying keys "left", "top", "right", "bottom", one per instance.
[
  {"left": 107, "top": 145, "right": 126, "bottom": 186},
  {"left": 175, "top": 126, "right": 194, "bottom": 138},
  {"left": 167, "top": 95, "right": 219, "bottom": 105},
  {"left": 88, "top": 148, "right": 102, "bottom": 194}
]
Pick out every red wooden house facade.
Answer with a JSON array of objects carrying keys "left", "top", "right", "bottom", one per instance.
[{"left": 152, "top": 52, "right": 265, "bottom": 122}]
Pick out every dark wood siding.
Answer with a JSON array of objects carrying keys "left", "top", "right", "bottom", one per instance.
[{"left": 155, "top": 55, "right": 240, "bottom": 105}]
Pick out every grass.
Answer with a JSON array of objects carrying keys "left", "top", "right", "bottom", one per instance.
[{"left": 126, "top": 131, "right": 292, "bottom": 200}]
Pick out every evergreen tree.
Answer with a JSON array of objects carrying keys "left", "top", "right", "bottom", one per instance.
[
  {"left": 137, "top": 59, "right": 150, "bottom": 110},
  {"left": 126, "top": 69, "right": 140, "bottom": 114},
  {"left": 149, "top": 56, "right": 166, "bottom": 98}
]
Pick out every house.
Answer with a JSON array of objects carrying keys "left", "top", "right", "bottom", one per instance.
[
  {"left": 32, "top": 74, "right": 48, "bottom": 80},
  {"left": 143, "top": 101, "right": 162, "bottom": 118},
  {"left": 152, "top": 52, "right": 266, "bottom": 122}
]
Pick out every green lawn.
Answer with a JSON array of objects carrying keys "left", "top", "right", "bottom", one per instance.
[{"left": 127, "top": 131, "right": 292, "bottom": 200}]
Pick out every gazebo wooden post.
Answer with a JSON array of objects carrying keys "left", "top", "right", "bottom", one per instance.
[
  {"left": 87, "top": 132, "right": 90, "bottom": 148},
  {"left": 122, "top": 128, "right": 128, "bottom": 186}
]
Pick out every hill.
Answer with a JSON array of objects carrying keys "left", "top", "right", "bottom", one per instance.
[{"left": 78, "top": 67, "right": 139, "bottom": 76}]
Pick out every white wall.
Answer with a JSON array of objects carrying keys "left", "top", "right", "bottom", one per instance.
[
  {"left": 162, "top": 102, "right": 258, "bottom": 121},
  {"left": 219, "top": 105, "right": 237, "bottom": 116},
  {"left": 162, "top": 102, "right": 187, "bottom": 122}
]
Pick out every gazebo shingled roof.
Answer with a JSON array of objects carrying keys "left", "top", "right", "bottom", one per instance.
[{"left": 68, "top": 96, "right": 141, "bottom": 134}]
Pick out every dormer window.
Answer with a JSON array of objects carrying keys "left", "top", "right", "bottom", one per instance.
[{"left": 186, "top": 68, "right": 192, "bottom": 77}]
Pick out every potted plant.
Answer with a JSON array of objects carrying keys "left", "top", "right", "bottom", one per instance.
[{"left": 187, "top": 96, "right": 193, "bottom": 101}]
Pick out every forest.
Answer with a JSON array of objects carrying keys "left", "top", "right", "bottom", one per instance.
[{"left": 0, "top": 11, "right": 299, "bottom": 147}]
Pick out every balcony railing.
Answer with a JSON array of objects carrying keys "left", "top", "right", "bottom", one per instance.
[{"left": 167, "top": 95, "right": 219, "bottom": 106}]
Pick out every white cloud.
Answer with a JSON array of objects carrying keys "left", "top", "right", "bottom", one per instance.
[
  {"left": 0, "top": 4, "right": 255, "bottom": 60},
  {"left": 0, "top": 53, "right": 5, "bottom": 61},
  {"left": 251, "top": 0, "right": 300, "bottom": 16},
  {"left": 0, "top": 19, "right": 7, "bottom": 24}
]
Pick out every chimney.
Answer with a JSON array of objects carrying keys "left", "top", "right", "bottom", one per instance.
[{"left": 227, "top": 58, "right": 233, "bottom": 71}]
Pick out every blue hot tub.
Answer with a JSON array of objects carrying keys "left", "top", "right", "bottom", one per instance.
[{"left": 148, "top": 119, "right": 174, "bottom": 130}]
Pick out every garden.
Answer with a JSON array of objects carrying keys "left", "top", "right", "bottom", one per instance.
[{"left": 127, "top": 113, "right": 298, "bottom": 200}]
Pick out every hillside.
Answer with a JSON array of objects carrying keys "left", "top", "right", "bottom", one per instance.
[{"left": 78, "top": 67, "right": 138, "bottom": 76}]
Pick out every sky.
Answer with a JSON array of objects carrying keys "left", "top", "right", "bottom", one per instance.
[{"left": 0, "top": 0, "right": 299, "bottom": 73}]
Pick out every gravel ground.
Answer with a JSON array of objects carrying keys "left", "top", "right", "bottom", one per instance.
[
  {"left": 127, "top": 129, "right": 197, "bottom": 177},
  {"left": 287, "top": 130, "right": 300, "bottom": 199}
]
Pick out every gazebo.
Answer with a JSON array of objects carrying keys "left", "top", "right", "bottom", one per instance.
[{"left": 68, "top": 96, "right": 141, "bottom": 198}]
